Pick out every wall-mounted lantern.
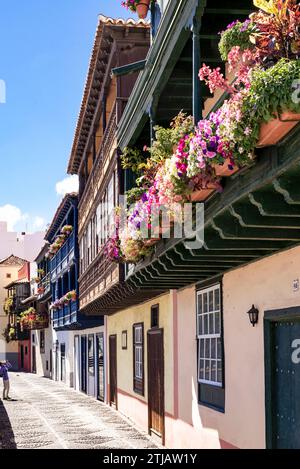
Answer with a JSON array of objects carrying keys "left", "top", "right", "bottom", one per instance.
[{"left": 247, "top": 305, "right": 259, "bottom": 327}]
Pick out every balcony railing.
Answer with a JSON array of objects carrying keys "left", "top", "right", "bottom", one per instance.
[
  {"left": 37, "top": 273, "right": 51, "bottom": 299},
  {"left": 52, "top": 300, "right": 79, "bottom": 330},
  {"left": 4, "top": 323, "right": 30, "bottom": 342},
  {"left": 50, "top": 232, "right": 75, "bottom": 280},
  {"left": 79, "top": 246, "right": 122, "bottom": 301},
  {"left": 21, "top": 316, "right": 49, "bottom": 331},
  {"left": 78, "top": 102, "right": 118, "bottom": 221}
]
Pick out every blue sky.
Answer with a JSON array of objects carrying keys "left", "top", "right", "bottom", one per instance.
[{"left": 0, "top": 1, "right": 132, "bottom": 232}]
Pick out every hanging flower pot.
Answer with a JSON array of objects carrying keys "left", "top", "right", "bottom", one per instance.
[
  {"left": 257, "top": 112, "right": 300, "bottom": 148},
  {"left": 136, "top": 0, "right": 151, "bottom": 19},
  {"left": 189, "top": 187, "right": 215, "bottom": 202},
  {"left": 213, "top": 162, "right": 239, "bottom": 177},
  {"left": 144, "top": 238, "right": 159, "bottom": 247}
]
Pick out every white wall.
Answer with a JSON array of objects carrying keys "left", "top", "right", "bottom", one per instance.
[
  {"left": 0, "top": 221, "right": 45, "bottom": 262},
  {"left": 31, "top": 327, "right": 54, "bottom": 378}
]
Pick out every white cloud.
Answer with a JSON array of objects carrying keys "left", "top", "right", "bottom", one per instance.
[
  {"left": 0, "top": 204, "right": 28, "bottom": 231},
  {"left": 32, "top": 216, "right": 47, "bottom": 231},
  {"left": 56, "top": 175, "right": 79, "bottom": 197},
  {"left": 0, "top": 205, "right": 47, "bottom": 233}
]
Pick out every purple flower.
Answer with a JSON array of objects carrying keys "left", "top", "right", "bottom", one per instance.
[
  {"left": 240, "top": 19, "right": 250, "bottom": 32},
  {"left": 141, "top": 192, "right": 148, "bottom": 203},
  {"left": 226, "top": 20, "right": 239, "bottom": 30}
]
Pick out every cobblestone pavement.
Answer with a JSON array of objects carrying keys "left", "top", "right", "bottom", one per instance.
[{"left": 0, "top": 373, "right": 159, "bottom": 449}]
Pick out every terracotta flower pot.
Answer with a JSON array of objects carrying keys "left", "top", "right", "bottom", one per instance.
[
  {"left": 144, "top": 238, "right": 159, "bottom": 247},
  {"left": 136, "top": 0, "right": 151, "bottom": 19},
  {"left": 190, "top": 187, "right": 215, "bottom": 202},
  {"left": 257, "top": 112, "right": 300, "bottom": 148},
  {"left": 213, "top": 163, "right": 239, "bottom": 177}
]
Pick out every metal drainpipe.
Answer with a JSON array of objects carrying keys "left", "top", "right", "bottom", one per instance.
[{"left": 192, "top": 16, "right": 202, "bottom": 125}]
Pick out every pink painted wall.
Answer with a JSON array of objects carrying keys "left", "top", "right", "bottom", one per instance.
[
  {"left": 117, "top": 389, "right": 148, "bottom": 430},
  {"left": 175, "top": 245, "right": 300, "bottom": 449}
]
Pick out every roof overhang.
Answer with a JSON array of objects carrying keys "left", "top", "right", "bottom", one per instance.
[
  {"left": 45, "top": 193, "right": 77, "bottom": 242},
  {"left": 67, "top": 15, "right": 150, "bottom": 175}
]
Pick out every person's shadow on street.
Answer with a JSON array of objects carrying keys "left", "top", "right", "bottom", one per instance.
[{"left": 0, "top": 399, "right": 17, "bottom": 449}]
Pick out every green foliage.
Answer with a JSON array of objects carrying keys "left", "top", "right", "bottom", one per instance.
[
  {"left": 218, "top": 20, "right": 255, "bottom": 61},
  {"left": 148, "top": 126, "right": 175, "bottom": 162},
  {"left": 149, "top": 112, "right": 194, "bottom": 163},
  {"left": 234, "top": 58, "right": 300, "bottom": 155},
  {"left": 121, "top": 147, "right": 145, "bottom": 174},
  {"left": 3, "top": 297, "right": 13, "bottom": 315},
  {"left": 121, "top": 113, "right": 194, "bottom": 178},
  {"left": 170, "top": 111, "right": 194, "bottom": 142},
  {"left": 2, "top": 325, "right": 16, "bottom": 343},
  {"left": 125, "top": 187, "right": 145, "bottom": 205}
]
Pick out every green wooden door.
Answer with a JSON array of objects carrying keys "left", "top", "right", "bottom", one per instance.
[{"left": 269, "top": 318, "right": 300, "bottom": 448}]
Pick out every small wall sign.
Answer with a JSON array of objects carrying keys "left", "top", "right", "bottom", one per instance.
[{"left": 293, "top": 278, "right": 299, "bottom": 292}]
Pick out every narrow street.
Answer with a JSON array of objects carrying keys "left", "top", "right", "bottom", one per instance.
[{"left": 0, "top": 373, "right": 158, "bottom": 450}]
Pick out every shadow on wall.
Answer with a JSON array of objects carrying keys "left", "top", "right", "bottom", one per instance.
[{"left": 0, "top": 400, "right": 16, "bottom": 449}]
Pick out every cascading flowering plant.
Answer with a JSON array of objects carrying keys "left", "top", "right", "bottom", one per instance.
[
  {"left": 121, "top": 0, "right": 156, "bottom": 13},
  {"left": 106, "top": 0, "right": 300, "bottom": 265},
  {"left": 121, "top": 0, "right": 140, "bottom": 12}
]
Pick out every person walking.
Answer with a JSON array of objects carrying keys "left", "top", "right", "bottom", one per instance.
[{"left": 0, "top": 360, "right": 12, "bottom": 400}]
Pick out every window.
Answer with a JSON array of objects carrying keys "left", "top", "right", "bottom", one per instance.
[
  {"left": 133, "top": 323, "right": 144, "bottom": 395},
  {"left": 6, "top": 273, "right": 11, "bottom": 279},
  {"left": 92, "top": 214, "right": 97, "bottom": 259},
  {"left": 87, "top": 221, "right": 92, "bottom": 265},
  {"left": 151, "top": 305, "right": 159, "bottom": 328},
  {"left": 197, "top": 284, "right": 225, "bottom": 411},
  {"left": 40, "top": 330, "right": 45, "bottom": 354},
  {"left": 122, "top": 331, "right": 127, "bottom": 350},
  {"left": 88, "top": 335, "right": 95, "bottom": 376},
  {"left": 96, "top": 202, "right": 102, "bottom": 250}
]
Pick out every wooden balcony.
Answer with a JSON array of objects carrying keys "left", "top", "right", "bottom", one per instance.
[
  {"left": 21, "top": 316, "right": 49, "bottom": 331},
  {"left": 52, "top": 299, "right": 103, "bottom": 330},
  {"left": 4, "top": 324, "right": 30, "bottom": 342},
  {"left": 37, "top": 273, "right": 51, "bottom": 301},
  {"left": 79, "top": 245, "right": 123, "bottom": 314},
  {"left": 78, "top": 101, "right": 120, "bottom": 233},
  {"left": 50, "top": 232, "right": 75, "bottom": 281},
  {"left": 52, "top": 301, "right": 76, "bottom": 329}
]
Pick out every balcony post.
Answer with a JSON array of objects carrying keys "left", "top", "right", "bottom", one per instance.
[
  {"left": 191, "top": 15, "right": 202, "bottom": 124},
  {"left": 149, "top": 92, "right": 160, "bottom": 145}
]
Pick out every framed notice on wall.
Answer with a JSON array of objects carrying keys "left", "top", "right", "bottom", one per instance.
[{"left": 122, "top": 330, "right": 127, "bottom": 350}]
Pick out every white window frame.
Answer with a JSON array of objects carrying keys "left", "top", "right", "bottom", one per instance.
[
  {"left": 197, "top": 284, "right": 223, "bottom": 388},
  {"left": 133, "top": 324, "right": 143, "bottom": 381}
]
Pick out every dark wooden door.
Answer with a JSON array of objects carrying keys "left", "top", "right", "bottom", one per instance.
[
  {"left": 49, "top": 349, "right": 52, "bottom": 379},
  {"left": 109, "top": 335, "right": 117, "bottom": 408},
  {"left": 96, "top": 333, "right": 105, "bottom": 401},
  {"left": 147, "top": 329, "right": 164, "bottom": 444},
  {"left": 60, "top": 343, "right": 66, "bottom": 382},
  {"left": 20, "top": 345, "right": 24, "bottom": 369},
  {"left": 267, "top": 318, "right": 300, "bottom": 448}
]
